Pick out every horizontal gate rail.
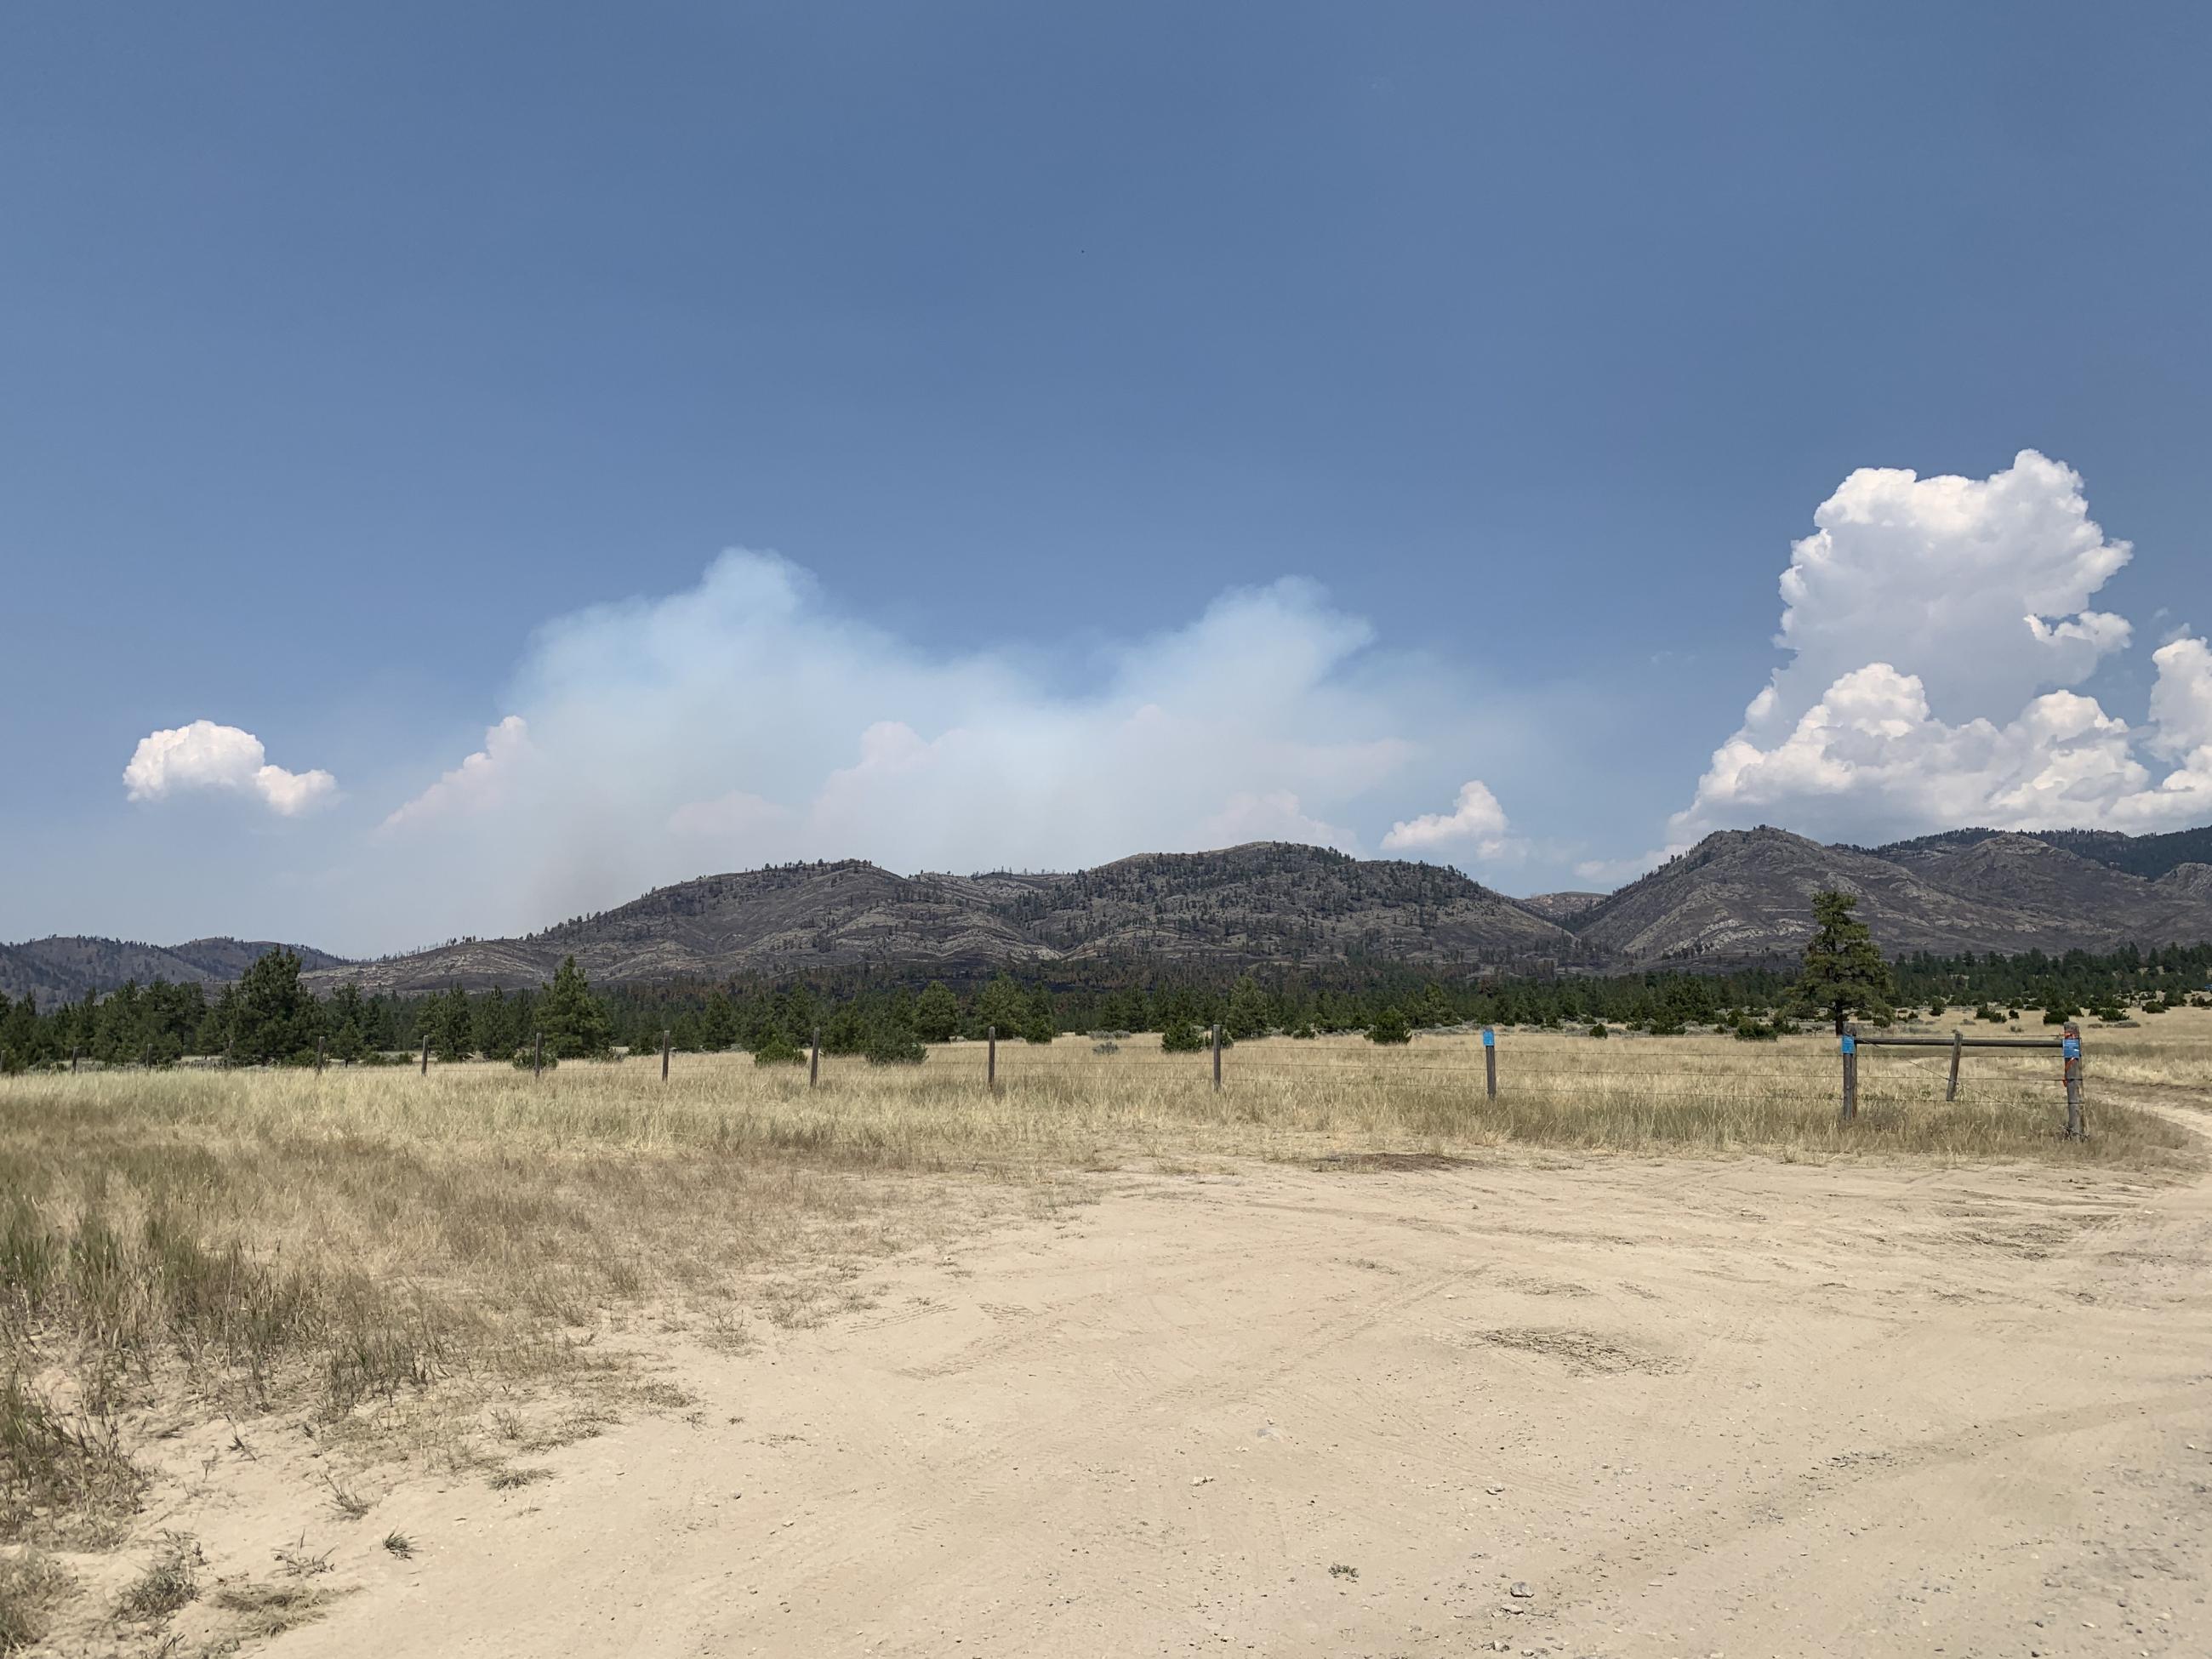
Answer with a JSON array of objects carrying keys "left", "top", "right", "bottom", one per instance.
[
  {"left": 1841, "top": 1020, "right": 2082, "bottom": 1139},
  {"left": 1849, "top": 1035, "right": 2065, "bottom": 1049}
]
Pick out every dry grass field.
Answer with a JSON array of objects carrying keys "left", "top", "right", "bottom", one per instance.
[{"left": 3, "top": 1012, "right": 2209, "bottom": 1656}]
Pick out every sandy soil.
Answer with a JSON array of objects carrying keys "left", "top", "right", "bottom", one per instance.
[{"left": 163, "top": 1115, "right": 2211, "bottom": 1659}]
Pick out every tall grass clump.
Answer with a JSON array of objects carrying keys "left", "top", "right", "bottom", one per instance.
[
  {"left": 3, "top": 1367, "right": 144, "bottom": 1548},
  {"left": 0, "top": 1547, "right": 79, "bottom": 1651}
]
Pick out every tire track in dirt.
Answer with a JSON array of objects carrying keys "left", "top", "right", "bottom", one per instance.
[{"left": 764, "top": 1241, "right": 1474, "bottom": 1644}]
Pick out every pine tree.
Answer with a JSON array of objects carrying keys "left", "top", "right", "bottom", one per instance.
[
  {"left": 471, "top": 985, "right": 513, "bottom": 1058},
  {"left": 201, "top": 984, "right": 237, "bottom": 1058},
  {"left": 231, "top": 949, "right": 322, "bottom": 1064},
  {"left": 93, "top": 981, "right": 143, "bottom": 1063},
  {"left": 1223, "top": 975, "right": 1273, "bottom": 1041},
  {"left": 0, "top": 995, "right": 37, "bottom": 1069},
  {"left": 914, "top": 983, "right": 961, "bottom": 1044},
  {"left": 1022, "top": 987, "right": 1057, "bottom": 1045},
  {"left": 698, "top": 990, "right": 738, "bottom": 1052},
  {"left": 823, "top": 1001, "right": 868, "bottom": 1056},
  {"left": 433, "top": 985, "right": 475, "bottom": 1061},
  {"left": 1791, "top": 890, "right": 1895, "bottom": 1035},
  {"left": 538, "top": 956, "right": 613, "bottom": 1058},
  {"left": 1414, "top": 983, "right": 1455, "bottom": 1029},
  {"left": 977, "top": 973, "right": 1028, "bottom": 1040}
]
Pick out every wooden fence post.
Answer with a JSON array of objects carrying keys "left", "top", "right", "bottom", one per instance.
[
  {"left": 661, "top": 1029, "right": 671, "bottom": 1082},
  {"left": 71, "top": 1046, "right": 80, "bottom": 1073},
  {"left": 810, "top": 1026, "right": 821, "bottom": 1089},
  {"left": 2062, "top": 1020, "right": 2084, "bottom": 1141},
  {"left": 1946, "top": 1029, "right": 1963, "bottom": 1102},
  {"left": 1211, "top": 1023, "right": 1222, "bottom": 1092},
  {"left": 1483, "top": 1026, "right": 1497, "bottom": 1101},
  {"left": 533, "top": 1031, "right": 544, "bottom": 1080},
  {"left": 1839, "top": 1023, "right": 1859, "bottom": 1123},
  {"left": 420, "top": 1034, "right": 431, "bottom": 1076},
  {"left": 987, "top": 1025, "right": 997, "bottom": 1091},
  {"left": 316, "top": 1035, "right": 326, "bottom": 1075}
]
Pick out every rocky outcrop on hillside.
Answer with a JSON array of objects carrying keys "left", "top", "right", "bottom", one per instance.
[
  {"left": 1517, "top": 892, "right": 1606, "bottom": 924},
  {"left": 2156, "top": 863, "right": 2212, "bottom": 900}
]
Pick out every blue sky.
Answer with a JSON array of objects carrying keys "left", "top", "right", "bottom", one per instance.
[{"left": 4, "top": 2, "right": 2210, "bottom": 954}]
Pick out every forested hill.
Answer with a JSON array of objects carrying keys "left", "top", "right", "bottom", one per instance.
[
  {"left": 311, "top": 843, "right": 1584, "bottom": 995},
  {"left": 0, "top": 936, "right": 351, "bottom": 1007},
  {"left": 1865, "top": 824, "right": 2212, "bottom": 882}
]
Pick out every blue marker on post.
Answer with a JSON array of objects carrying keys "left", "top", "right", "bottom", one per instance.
[{"left": 1840, "top": 1035, "right": 1856, "bottom": 1055}]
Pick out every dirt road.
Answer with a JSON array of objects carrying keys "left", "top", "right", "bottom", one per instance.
[{"left": 261, "top": 1123, "right": 2210, "bottom": 1658}]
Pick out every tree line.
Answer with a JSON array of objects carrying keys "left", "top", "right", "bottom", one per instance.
[{"left": 3, "top": 905, "right": 2209, "bottom": 1072}]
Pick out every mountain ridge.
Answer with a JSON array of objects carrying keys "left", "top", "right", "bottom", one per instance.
[
  {"left": 1861, "top": 824, "right": 2212, "bottom": 883},
  {"left": 1573, "top": 828, "right": 2212, "bottom": 967},
  {"left": 12, "top": 826, "right": 2212, "bottom": 1001},
  {"left": 307, "top": 842, "right": 1584, "bottom": 995}
]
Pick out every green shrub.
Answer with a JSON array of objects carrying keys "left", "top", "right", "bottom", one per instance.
[
  {"left": 1160, "top": 1021, "right": 1206, "bottom": 1054},
  {"left": 753, "top": 1032, "right": 805, "bottom": 1067},
  {"left": 1365, "top": 1009, "right": 1411, "bottom": 1046},
  {"left": 864, "top": 1027, "right": 926, "bottom": 1066}
]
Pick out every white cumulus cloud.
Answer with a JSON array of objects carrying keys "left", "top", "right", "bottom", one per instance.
[
  {"left": 1674, "top": 452, "right": 2209, "bottom": 846},
  {"left": 2146, "top": 636, "right": 2212, "bottom": 761},
  {"left": 1751, "top": 448, "right": 2132, "bottom": 742},
  {"left": 1381, "top": 779, "right": 1519, "bottom": 859},
  {"left": 123, "top": 720, "right": 336, "bottom": 816}
]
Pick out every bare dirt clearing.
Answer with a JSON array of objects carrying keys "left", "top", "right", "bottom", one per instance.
[{"left": 257, "top": 1123, "right": 2212, "bottom": 1656}]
